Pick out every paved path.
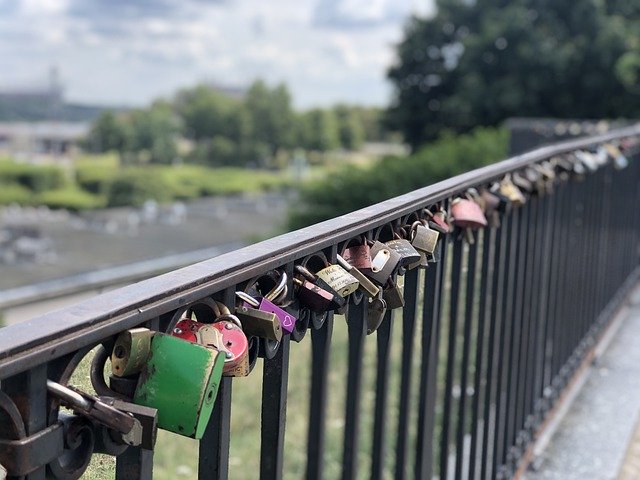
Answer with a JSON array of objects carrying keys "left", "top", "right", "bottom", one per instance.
[{"left": 525, "top": 286, "right": 640, "bottom": 480}]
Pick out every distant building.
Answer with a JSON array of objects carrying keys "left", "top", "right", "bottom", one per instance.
[
  {"left": 0, "top": 67, "right": 106, "bottom": 123},
  {"left": 0, "top": 121, "right": 90, "bottom": 161}
]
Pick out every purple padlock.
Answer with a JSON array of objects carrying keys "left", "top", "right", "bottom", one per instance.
[
  {"left": 236, "top": 290, "right": 297, "bottom": 335},
  {"left": 258, "top": 298, "right": 297, "bottom": 333}
]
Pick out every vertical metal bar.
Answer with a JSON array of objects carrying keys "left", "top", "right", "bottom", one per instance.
[
  {"left": 116, "top": 446, "right": 154, "bottom": 480},
  {"left": 454, "top": 232, "right": 479, "bottom": 479},
  {"left": 468, "top": 227, "right": 495, "bottom": 480},
  {"left": 341, "top": 299, "right": 367, "bottom": 480},
  {"left": 371, "top": 309, "right": 393, "bottom": 480},
  {"left": 504, "top": 202, "right": 530, "bottom": 459},
  {"left": 492, "top": 207, "right": 519, "bottom": 478},
  {"left": 3, "top": 365, "right": 48, "bottom": 480},
  {"left": 439, "top": 239, "right": 464, "bottom": 480},
  {"left": 394, "top": 268, "right": 420, "bottom": 480},
  {"left": 414, "top": 237, "right": 448, "bottom": 480},
  {"left": 200, "top": 378, "right": 232, "bottom": 480},
  {"left": 260, "top": 336, "right": 291, "bottom": 479},
  {"left": 306, "top": 316, "right": 334, "bottom": 480},
  {"left": 480, "top": 217, "right": 508, "bottom": 480},
  {"left": 200, "top": 289, "right": 238, "bottom": 480}
]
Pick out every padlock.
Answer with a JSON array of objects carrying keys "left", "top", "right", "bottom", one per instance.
[
  {"left": 336, "top": 253, "right": 380, "bottom": 298},
  {"left": 293, "top": 277, "right": 340, "bottom": 313},
  {"left": 512, "top": 172, "right": 534, "bottom": 193},
  {"left": 382, "top": 279, "right": 405, "bottom": 310},
  {"left": 47, "top": 380, "right": 142, "bottom": 445},
  {"left": 365, "top": 239, "right": 403, "bottom": 286},
  {"left": 171, "top": 318, "right": 200, "bottom": 343},
  {"left": 450, "top": 197, "right": 488, "bottom": 229},
  {"left": 315, "top": 262, "right": 360, "bottom": 297},
  {"left": 245, "top": 271, "right": 297, "bottom": 333},
  {"left": 384, "top": 233, "right": 422, "bottom": 270},
  {"left": 406, "top": 221, "right": 436, "bottom": 268},
  {"left": 410, "top": 220, "right": 439, "bottom": 254},
  {"left": 451, "top": 196, "right": 488, "bottom": 244},
  {"left": 426, "top": 206, "right": 451, "bottom": 234},
  {"left": 574, "top": 150, "right": 598, "bottom": 172},
  {"left": 603, "top": 143, "right": 629, "bottom": 170},
  {"left": 111, "top": 327, "right": 155, "bottom": 377},
  {"left": 211, "top": 301, "right": 250, "bottom": 376},
  {"left": 342, "top": 239, "right": 373, "bottom": 273},
  {"left": 498, "top": 174, "right": 526, "bottom": 206},
  {"left": 295, "top": 265, "right": 347, "bottom": 311},
  {"left": 534, "top": 162, "right": 556, "bottom": 195},
  {"left": 202, "top": 322, "right": 250, "bottom": 377},
  {"left": 480, "top": 188, "right": 502, "bottom": 228},
  {"left": 169, "top": 316, "right": 250, "bottom": 377},
  {"left": 366, "top": 291, "right": 387, "bottom": 335},
  {"left": 234, "top": 292, "right": 285, "bottom": 340},
  {"left": 133, "top": 331, "right": 224, "bottom": 439}
]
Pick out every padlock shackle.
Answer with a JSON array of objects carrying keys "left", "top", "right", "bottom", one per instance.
[
  {"left": 265, "top": 271, "right": 287, "bottom": 302},
  {"left": 235, "top": 291, "right": 260, "bottom": 308},
  {"left": 47, "top": 380, "right": 92, "bottom": 411}
]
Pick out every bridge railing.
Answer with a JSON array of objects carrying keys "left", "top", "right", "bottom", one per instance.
[{"left": 1, "top": 125, "right": 639, "bottom": 480}]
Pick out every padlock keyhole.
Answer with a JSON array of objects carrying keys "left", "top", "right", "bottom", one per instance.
[{"left": 114, "top": 345, "right": 126, "bottom": 359}]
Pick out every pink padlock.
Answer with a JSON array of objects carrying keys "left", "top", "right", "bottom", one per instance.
[{"left": 450, "top": 198, "right": 488, "bottom": 229}]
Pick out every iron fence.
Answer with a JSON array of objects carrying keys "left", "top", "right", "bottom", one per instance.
[{"left": 1, "top": 124, "right": 639, "bottom": 480}]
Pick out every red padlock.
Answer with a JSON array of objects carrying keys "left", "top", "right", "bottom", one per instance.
[
  {"left": 451, "top": 198, "right": 488, "bottom": 229},
  {"left": 171, "top": 318, "right": 201, "bottom": 343},
  {"left": 207, "top": 321, "right": 249, "bottom": 376}
]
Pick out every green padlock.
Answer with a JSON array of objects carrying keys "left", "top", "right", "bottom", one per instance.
[{"left": 133, "top": 332, "right": 224, "bottom": 439}]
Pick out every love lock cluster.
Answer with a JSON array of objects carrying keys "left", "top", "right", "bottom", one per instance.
[{"left": 45, "top": 140, "right": 633, "bottom": 448}]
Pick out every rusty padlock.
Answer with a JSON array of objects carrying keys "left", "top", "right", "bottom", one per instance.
[
  {"left": 293, "top": 277, "right": 341, "bottom": 313},
  {"left": 341, "top": 236, "right": 373, "bottom": 273}
]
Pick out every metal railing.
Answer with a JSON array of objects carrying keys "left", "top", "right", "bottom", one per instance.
[{"left": 1, "top": 124, "right": 639, "bottom": 480}]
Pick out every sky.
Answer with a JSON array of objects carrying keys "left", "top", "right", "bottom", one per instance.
[{"left": 0, "top": 0, "right": 435, "bottom": 109}]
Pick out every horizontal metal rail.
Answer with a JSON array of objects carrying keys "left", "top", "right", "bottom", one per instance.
[{"left": 0, "top": 123, "right": 638, "bottom": 480}]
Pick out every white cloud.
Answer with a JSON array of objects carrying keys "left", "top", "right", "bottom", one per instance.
[{"left": 0, "top": 0, "right": 435, "bottom": 107}]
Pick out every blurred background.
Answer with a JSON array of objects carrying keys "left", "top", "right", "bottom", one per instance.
[{"left": 0, "top": 0, "right": 639, "bottom": 477}]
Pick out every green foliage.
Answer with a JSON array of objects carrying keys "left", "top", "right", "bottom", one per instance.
[
  {"left": 387, "top": 0, "right": 640, "bottom": 149},
  {"left": 297, "top": 108, "right": 340, "bottom": 152},
  {"left": 106, "top": 169, "right": 172, "bottom": 207},
  {"left": 288, "top": 127, "right": 509, "bottom": 229},
  {"left": 128, "top": 102, "right": 182, "bottom": 164},
  {"left": 174, "top": 84, "right": 244, "bottom": 141},
  {"left": 334, "top": 104, "right": 365, "bottom": 150},
  {"left": 244, "top": 80, "right": 295, "bottom": 155},
  {"left": 0, "top": 183, "right": 32, "bottom": 205},
  {"left": 36, "top": 187, "right": 104, "bottom": 211},
  {"left": 82, "top": 111, "right": 132, "bottom": 153},
  {"left": 83, "top": 79, "right": 395, "bottom": 168},
  {"left": 0, "top": 161, "right": 67, "bottom": 192}
]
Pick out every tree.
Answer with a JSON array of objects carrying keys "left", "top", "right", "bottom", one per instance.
[
  {"left": 83, "top": 111, "right": 131, "bottom": 153},
  {"left": 387, "top": 0, "right": 640, "bottom": 150},
  {"left": 128, "top": 102, "right": 182, "bottom": 164},
  {"left": 244, "top": 80, "right": 295, "bottom": 156},
  {"left": 297, "top": 108, "right": 340, "bottom": 152},
  {"left": 174, "top": 84, "right": 245, "bottom": 142},
  {"left": 334, "top": 104, "right": 365, "bottom": 150}
]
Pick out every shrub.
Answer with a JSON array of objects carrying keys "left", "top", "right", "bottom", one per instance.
[
  {"left": 288, "top": 127, "right": 509, "bottom": 229},
  {"left": 0, "top": 183, "right": 33, "bottom": 205},
  {"left": 106, "top": 169, "right": 172, "bottom": 207},
  {"left": 36, "top": 188, "right": 105, "bottom": 211},
  {"left": 76, "top": 166, "right": 117, "bottom": 195},
  {"left": 0, "top": 161, "right": 67, "bottom": 192}
]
